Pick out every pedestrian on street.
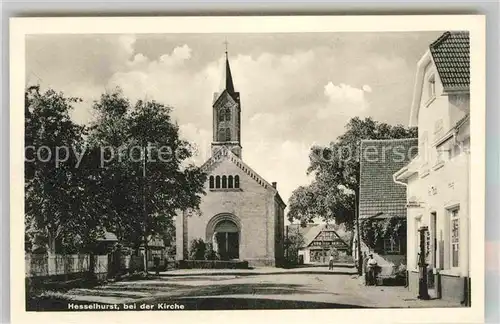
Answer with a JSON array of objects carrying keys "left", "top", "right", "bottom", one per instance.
[
  {"left": 328, "top": 254, "right": 334, "bottom": 270},
  {"left": 154, "top": 256, "right": 161, "bottom": 276},
  {"left": 367, "top": 254, "right": 378, "bottom": 285}
]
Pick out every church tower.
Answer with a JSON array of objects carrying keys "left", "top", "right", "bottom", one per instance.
[{"left": 211, "top": 49, "right": 242, "bottom": 158}]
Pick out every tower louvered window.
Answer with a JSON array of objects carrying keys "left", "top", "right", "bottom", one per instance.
[{"left": 218, "top": 128, "right": 226, "bottom": 142}]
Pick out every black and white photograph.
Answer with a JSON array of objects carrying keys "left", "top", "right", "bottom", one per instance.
[{"left": 10, "top": 15, "right": 485, "bottom": 323}]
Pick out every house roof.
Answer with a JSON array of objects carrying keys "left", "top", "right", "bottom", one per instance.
[
  {"left": 359, "top": 138, "right": 418, "bottom": 219},
  {"left": 288, "top": 224, "right": 350, "bottom": 248},
  {"left": 429, "top": 31, "right": 470, "bottom": 91},
  {"left": 97, "top": 231, "right": 118, "bottom": 242},
  {"left": 409, "top": 31, "right": 470, "bottom": 127}
]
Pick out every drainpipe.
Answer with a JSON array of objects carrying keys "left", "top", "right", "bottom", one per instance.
[{"left": 456, "top": 130, "right": 471, "bottom": 306}]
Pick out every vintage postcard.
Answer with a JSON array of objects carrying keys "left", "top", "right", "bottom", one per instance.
[{"left": 10, "top": 15, "right": 485, "bottom": 324}]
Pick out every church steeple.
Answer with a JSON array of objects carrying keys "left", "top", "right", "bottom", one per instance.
[
  {"left": 211, "top": 44, "right": 242, "bottom": 158},
  {"left": 221, "top": 49, "right": 235, "bottom": 94}
]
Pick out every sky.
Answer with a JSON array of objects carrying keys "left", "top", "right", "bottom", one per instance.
[{"left": 25, "top": 31, "right": 444, "bottom": 211}]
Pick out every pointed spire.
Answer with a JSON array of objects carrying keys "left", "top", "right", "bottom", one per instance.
[{"left": 220, "top": 39, "right": 235, "bottom": 94}]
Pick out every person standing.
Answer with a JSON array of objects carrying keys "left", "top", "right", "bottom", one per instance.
[
  {"left": 328, "top": 254, "right": 334, "bottom": 270},
  {"left": 367, "top": 254, "right": 378, "bottom": 285}
]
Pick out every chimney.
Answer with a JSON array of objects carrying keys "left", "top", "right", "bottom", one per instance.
[{"left": 272, "top": 182, "right": 277, "bottom": 189}]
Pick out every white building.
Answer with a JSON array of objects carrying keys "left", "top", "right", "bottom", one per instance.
[{"left": 393, "top": 31, "right": 470, "bottom": 304}]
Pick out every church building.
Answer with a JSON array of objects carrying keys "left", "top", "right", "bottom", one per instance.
[{"left": 176, "top": 50, "right": 286, "bottom": 267}]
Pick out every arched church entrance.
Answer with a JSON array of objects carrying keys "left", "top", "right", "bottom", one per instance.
[{"left": 206, "top": 214, "right": 240, "bottom": 260}]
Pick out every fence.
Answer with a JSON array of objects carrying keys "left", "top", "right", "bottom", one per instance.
[{"left": 25, "top": 254, "right": 109, "bottom": 278}]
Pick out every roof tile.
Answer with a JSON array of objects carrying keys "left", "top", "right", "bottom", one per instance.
[
  {"left": 430, "top": 31, "right": 470, "bottom": 91},
  {"left": 359, "top": 139, "right": 418, "bottom": 219}
]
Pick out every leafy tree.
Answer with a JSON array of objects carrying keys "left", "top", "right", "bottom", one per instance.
[
  {"left": 88, "top": 89, "right": 207, "bottom": 256},
  {"left": 24, "top": 86, "right": 97, "bottom": 254},
  {"left": 284, "top": 227, "right": 306, "bottom": 265},
  {"left": 287, "top": 117, "right": 416, "bottom": 272},
  {"left": 288, "top": 117, "right": 417, "bottom": 229},
  {"left": 360, "top": 217, "right": 406, "bottom": 253}
]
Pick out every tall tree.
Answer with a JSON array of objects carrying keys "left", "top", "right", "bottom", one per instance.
[
  {"left": 25, "top": 86, "right": 92, "bottom": 254},
  {"left": 288, "top": 117, "right": 417, "bottom": 229},
  {"left": 287, "top": 117, "right": 417, "bottom": 273},
  {"left": 88, "top": 89, "right": 207, "bottom": 255}
]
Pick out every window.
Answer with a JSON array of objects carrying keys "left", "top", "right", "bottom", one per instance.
[
  {"left": 225, "top": 127, "right": 231, "bottom": 141},
  {"left": 383, "top": 237, "right": 401, "bottom": 254},
  {"left": 450, "top": 207, "right": 460, "bottom": 268},
  {"left": 436, "top": 147, "right": 449, "bottom": 164},
  {"left": 218, "top": 128, "right": 226, "bottom": 142},
  {"left": 210, "top": 175, "right": 240, "bottom": 190},
  {"left": 219, "top": 109, "right": 225, "bottom": 122},
  {"left": 225, "top": 108, "right": 231, "bottom": 121},
  {"left": 428, "top": 74, "right": 436, "bottom": 101}
]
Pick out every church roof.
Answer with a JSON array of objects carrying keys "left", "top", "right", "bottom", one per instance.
[
  {"left": 213, "top": 52, "right": 239, "bottom": 105},
  {"left": 221, "top": 52, "right": 235, "bottom": 94},
  {"left": 201, "top": 145, "right": 286, "bottom": 208}
]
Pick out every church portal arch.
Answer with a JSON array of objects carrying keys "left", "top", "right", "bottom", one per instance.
[{"left": 206, "top": 213, "right": 241, "bottom": 260}]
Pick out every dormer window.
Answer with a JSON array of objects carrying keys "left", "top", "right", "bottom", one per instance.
[{"left": 428, "top": 74, "right": 436, "bottom": 102}]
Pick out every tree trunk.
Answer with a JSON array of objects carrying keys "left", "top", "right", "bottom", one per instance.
[{"left": 46, "top": 229, "right": 57, "bottom": 255}]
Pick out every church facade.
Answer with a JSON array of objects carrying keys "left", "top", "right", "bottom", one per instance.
[{"left": 175, "top": 51, "right": 286, "bottom": 267}]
